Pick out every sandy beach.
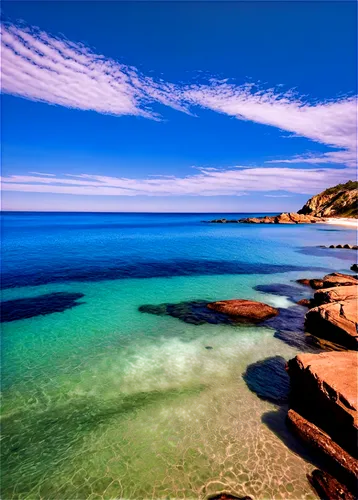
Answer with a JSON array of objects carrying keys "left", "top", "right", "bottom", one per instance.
[{"left": 324, "top": 218, "right": 358, "bottom": 228}]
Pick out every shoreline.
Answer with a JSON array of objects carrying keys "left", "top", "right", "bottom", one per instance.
[{"left": 323, "top": 218, "right": 358, "bottom": 228}]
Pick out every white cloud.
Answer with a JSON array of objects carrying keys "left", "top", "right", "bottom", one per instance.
[
  {"left": 0, "top": 22, "right": 188, "bottom": 119},
  {"left": 1, "top": 166, "right": 355, "bottom": 197},
  {"left": 1, "top": 21, "right": 356, "bottom": 170},
  {"left": 184, "top": 82, "right": 357, "bottom": 167}
]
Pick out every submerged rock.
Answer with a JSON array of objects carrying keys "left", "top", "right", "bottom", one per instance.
[
  {"left": 254, "top": 283, "right": 309, "bottom": 302},
  {"left": 140, "top": 299, "right": 279, "bottom": 326},
  {"left": 242, "top": 356, "right": 290, "bottom": 403},
  {"left": 287, "top": 352, "right": 358, "bottom": 457},
  {"left": 139, "top": 300, "right": 234, "bottom": 326},
  {"left": 0, "top": 292, "right": 85, "bottom": 322},
  {"left": 207, "top": 299, "right": 278, "bottom": 322}
]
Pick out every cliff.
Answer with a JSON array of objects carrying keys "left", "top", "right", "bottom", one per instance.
[{"left": 298, "top": 181, "right": 358, "bottom": 218}]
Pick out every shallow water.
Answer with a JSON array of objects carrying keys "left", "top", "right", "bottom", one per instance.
[{"left": 1, "top": 212, "right": 356, "bottom": 499}]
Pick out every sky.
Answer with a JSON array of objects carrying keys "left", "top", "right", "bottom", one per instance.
[{"left": 1, "top": 1, "right": 357, "bottom": 212}]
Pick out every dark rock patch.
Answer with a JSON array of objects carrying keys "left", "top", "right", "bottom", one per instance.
[
  {"left": 242, "top": 356, "right": 290, "bottom": 404},
  {"left": 1, "top": 259, "right": 329, "bottom": 290},
  {"left": 207, "top": 494, "right": 252, "bottom": 500},
  {"left": 298, "top": 246, "right": 355, "bottom": 262},
  {"left": 263, "top": 306, "right": 305, "bottom": 333},
  {"left": 1, "top": 292, "right": 85, "bottom": 323},
  {"left": 254, "top": 283, "right": 309, "bottom": 302},
  {"left": 139, "top": 300, "right": 237, "bottom": 326},
  {"left": 274, "top": 329, "right": 321, "bottom": 353}
]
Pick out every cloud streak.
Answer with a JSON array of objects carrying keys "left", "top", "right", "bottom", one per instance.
[
  {"left": 1, "top": 22, "right": 188, "bottom": 119},
  {"left": 1, "top": 20, "right": 356, "bottom": 169},
  {"left": 1, "top": 166, "right": 355, "bottom": 197}
]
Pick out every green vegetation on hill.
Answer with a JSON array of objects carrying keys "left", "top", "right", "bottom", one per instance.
[{"left": 323, "top": 180, "right": 358, "bottom": 196}]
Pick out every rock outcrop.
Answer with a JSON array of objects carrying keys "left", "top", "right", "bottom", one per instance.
[
  {"left": 208, "top": 181, "right": 357, "bottom": 225},
  {"left": 321, "top": 272, "right": 358, "bottom": 288},
  {"left": 287, "top": 410, "right": 358, "bottom": 493},
  {"left": 305, "top": 300, "right": 358, "bottom": 350},
  {"left": 313, "top": 285, "right": 358, "bottom": 306},
  {"left": 207, "top": 299, "right": 278, "bottom": 322},
  {"left": 287, "top": 352, "right": 358, "bottom": 458},
  {"left": 298, "top": 180, "right": 358, "bottom": 218},
  {"left": 237, "top": 213, "right": 322, "bottom": 224},
  {"left": 308, "top": 469, "right": 356, "bottom": 500},
  {"left": 297, "top": 273, "right": 357, "bottom": 291}
]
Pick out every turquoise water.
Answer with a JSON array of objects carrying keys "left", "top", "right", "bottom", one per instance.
[{"left": 1, "top": 213, "right": 356, "bottom": 499}]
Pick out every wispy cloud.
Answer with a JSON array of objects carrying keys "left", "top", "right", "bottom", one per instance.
[
  {"left": 184, "top": 82, "right": 357, "bottom": 167},
  {"left": 1, "top": 165, "right": 355, "bottom": 197},
  {"left": 0, "top": 22, "right": 188, "bottom": 119},
  {"left": 1, "top": 21, "right": 356, "bottom": 169}
]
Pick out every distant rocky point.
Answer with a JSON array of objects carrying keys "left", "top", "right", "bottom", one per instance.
[
  {"left": 298, "top": 180, "right": 358, "bottom": 218},
  {"left": 208, "top": 180, "right": 358, "bottom": 224}
]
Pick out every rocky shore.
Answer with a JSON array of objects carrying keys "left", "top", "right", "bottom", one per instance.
[
  {"left": 285, "top": 267, "right": 358, "bottom": 498},
  {"left": 205, "top": 268, "right": 358, "bottom": 498},
  {"left": 208, "top": 180, "right": 358, "bottom": 225},
  {"left": 138, "top": 260, "right": 358, "bottom": 498},
  {"left": 209, "top": 212, "right": 323, "bottom": 224}
]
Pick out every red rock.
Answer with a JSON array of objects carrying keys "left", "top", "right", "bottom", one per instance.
[
  {"left": 310, "top": 279, "right": 324, "bottom": 289},
  {"left": 308, "top": 469, "right": 356, "bottom": 500},
  {"left": 207, "top": 299, "right": 278, "bottom": 322},
  {"left": 274, "top": 213, "right": 295, "bottom": 224},
  {"left": 322, "top": 273, "right": 358, "bottom": 288},
  {"left": 297, "top": 298, "right": 312, "bottom": 307},
  {"left": 287, "top": 410, "right": 358, "bottom": 493},
  {"left": 313, "top": 285, "right": 358, "bottom": 306},
  {"left": 287, "top": 352, "right": 358, "bottom": 457},
  {"left": 305, "top": 299, "right": 358, "bottom": 350},
  {"left": 296, "top": 278, "right": 311, "bottom": 286}
]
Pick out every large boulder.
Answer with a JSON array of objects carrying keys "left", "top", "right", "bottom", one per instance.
[
  {"left": 305, "top": 299, "right": 358, "bottom": 350},
  {"left": 207, "top": 299, "right": 278, "bottom": 322},
  {"left": 287, "top": 352, "right": 358, "bottom": 457},
  {"left": 313, "top": 285, "right": 358, "bottom": 306}
]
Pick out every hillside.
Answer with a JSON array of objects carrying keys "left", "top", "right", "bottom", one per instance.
[{"left": 298, "top": 181, "right": 358, "bottom": 218}]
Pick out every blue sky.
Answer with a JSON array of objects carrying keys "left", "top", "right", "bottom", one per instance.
[{"left": 1, "top": 1, "right": 357, "bottom": 212}]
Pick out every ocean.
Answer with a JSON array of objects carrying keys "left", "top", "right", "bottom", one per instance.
[{"left": 1, "top": 212, "right": 356, "bottom": 499}]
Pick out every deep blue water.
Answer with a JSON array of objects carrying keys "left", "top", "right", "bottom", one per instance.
[{"left": 1, "top": 211, "right": 354, "bottom": 289}]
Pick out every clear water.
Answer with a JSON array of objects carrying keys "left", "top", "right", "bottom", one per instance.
[{"left": 1, "top": 212, "right": 356, "bottom": 499}]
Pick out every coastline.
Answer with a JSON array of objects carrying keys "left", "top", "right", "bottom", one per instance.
[{"left": 323, "top": 218, "right": 358, "bottom": 228}]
